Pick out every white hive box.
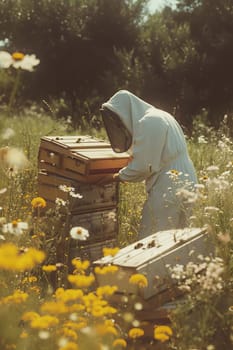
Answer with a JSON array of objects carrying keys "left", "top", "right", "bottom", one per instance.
[{"left": 94, "top": 227, "right": 214, "bottom": 300}]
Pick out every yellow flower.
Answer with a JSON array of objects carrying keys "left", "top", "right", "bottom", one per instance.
[
  {"left": 68, "top": 274, "right": 95, "bottom": 288},
  {"left": 31, "top": 197, "right": 46, "bottom": 208},
  {"left": 94, "top": 265, "right": 119, "bottom": 275},
  {"left": 113, "top": 338, "right": 127, "bottom": 348},
  {"left": 128, "top": 327, "right": 144, "bottom": 339},
  {"left": 22, "top": 276, "right": 38, "bottom": 284},
  {"left": 96, "top": 323, "right": 118, "bottom": 336},
  {"left": 96, "top": 285, "right": 118, "bottom": 297},
  {"left": 102, "top": 247, "right": 120, "bottom": 257},
  {"left": 30, "top": 315, "right": 59, "bottom": 329},
  {"left": 72, "top": 258, "right": 90, "bottom": 272},
  {"left": 55, "top": 288, "right": 84, "bottom": 302},
  {"left": 58, "top": 327, "right": 78, "bottom": 340},
  {"left": 154, "top": 325, "right": 173, "bottom": 342},
  {"left": 12, "top": 52, "right": 25, "bottom": 61},
  {"left": 42, "top": 264, "right": 57, "bottom": 272},
  {"left": 0, "top": 290, "right": 28, "bottom": 305},
  {"left": 0, "top": 243, "right": 45, "bottom": 271},
  {"left": 21, "top": 311, "right": 40, "bottom": 322},
  {"left": 129, "top": 274, "right": 148, "bottom": 288},
  {"left": 40, "top": 301, "right": 69, "bottom": 315}
]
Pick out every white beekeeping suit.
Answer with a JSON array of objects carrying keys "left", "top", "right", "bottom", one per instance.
[{"left": 101, "top": 90, "right": 197, "bottom": 238}]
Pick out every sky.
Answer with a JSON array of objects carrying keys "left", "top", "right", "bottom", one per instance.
[{"left": 148, "top": 0, "right": 178, "bottom": 13}]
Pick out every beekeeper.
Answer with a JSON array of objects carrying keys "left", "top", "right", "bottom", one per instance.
[{"left": 100, "top": 90, "right": 197, "bottom": 238}]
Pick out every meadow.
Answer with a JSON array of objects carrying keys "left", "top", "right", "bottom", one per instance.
[{"left": 0, "top": 106, "right": 233, "bottom": 350}]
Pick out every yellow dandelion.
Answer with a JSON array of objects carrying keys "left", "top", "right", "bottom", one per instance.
[
  {"left": 68, "top": 274, "right": 95, "bottom": 288},
  {"left": 72, "top": 258, "right": 90, "bottom": 272},
  {"left": 55, "top": 288, "right": 84, "bottom": 302},
  {"left": 154, "top": 325, "right": 173, "bottom": 342},
  {"left": 0, "top": 290, "right": 28, "bottom": 305},
  {"left": 128, "top": 327, "right": 144, "bottom": 339},
  {"left": 40, "top": 301, "right": 69, "bottom": 315},
  {"left": 21, "top": 311, "right": 40, "bottom": 322},
  {"left": 94, "top": 265, "right": 119, "bottom": 275},
  {"left": 102, "top": 247, "right": 120, "bottom": 257},
  {"left": 12, "top": 52, "right": 25, "bottom": 61},
  {"left": 129, "top": 273, "right": 148, "bottom": 288},
  {"left": 96, "top": 285, "right": 118, "bottom": 298},
  {"left": 42, "top": 264, "right": 57, "bottom": 272},
  {"left": 113, "top": 338, "right": 127, "bottom": 348},
  {"left": 30, "top": 315, "right": 59, "bottom": 329},
  {"left": 31, "top": 196, "right": 46, "bottom": 208},
  {"left": 58, "top": 327, "right": 78, "bottom": 341}
]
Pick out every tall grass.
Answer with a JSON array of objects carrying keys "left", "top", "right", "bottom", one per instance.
[{"left": 0, "top": 110, "right": 232, "bottom": 350}]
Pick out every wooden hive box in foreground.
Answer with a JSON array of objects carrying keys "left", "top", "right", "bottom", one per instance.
[{"left": 94, "top": 227, "right": 214, "bottom": 300}]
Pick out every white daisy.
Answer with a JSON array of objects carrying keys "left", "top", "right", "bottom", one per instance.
[
  {"left": 2, "top": 220, "right": 28, "bottom": 236},
  {"left": 70, "top": 226, "right": 89, "bottom": 240}
]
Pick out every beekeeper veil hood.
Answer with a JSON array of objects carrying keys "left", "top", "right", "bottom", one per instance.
[{"left": 101, "top": 90, "right": 153, "bottom": 153}]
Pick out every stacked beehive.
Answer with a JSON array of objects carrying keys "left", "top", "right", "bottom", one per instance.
[{"left": 38, "top": 135, "right": 129, "bottom": 262}]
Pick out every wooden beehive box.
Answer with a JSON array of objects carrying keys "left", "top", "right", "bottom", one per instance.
[
  {"left": 38, "top": 135, "right": 130, "bottom": 183},
  {"left": 38, "top": 171, "right": 118, "bottom": 213},
  {"left": 94, "top": 227, "right": 214, "bottom": 300}
]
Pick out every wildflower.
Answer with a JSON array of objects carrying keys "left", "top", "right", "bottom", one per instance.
[
  {"left": 72, "top": 258, "right": 90, "bottom": 272},
  {"left": 128, "top": 327, "right": 144, "bottom": 339},
  {"left": 12, "top": 53, "right": 40, "bottom": 71},
  {"left": 198, "top": 135, "right": 208, "bottom": 144},
  {"left": 0, "top": 290, "right": 28, "bottom": 305},
  {"left": 68, "top": 274, "right": 95, "bottom": 288},
  {"left": 2, "top": 220, "right": 28, "bottom": 236},
  {"left": 0, "top": 243, "right": 45, "bottom": 271},
  {"left": 30, "top": 315, "right": 59, "bottom": 329},
  {"left": 129, "top": 274, "right": 148, "bottom": 288},
  {"left": 55, "top": 288, "right": 84, "bottom": 303},
  {"left": 42, "top": 264, "right": 57, "bottom": 272},
  {"left": 59, "top": 185, "right": 75, "bottom": 193},
  {"left": 96, "top": 285, "right": 118, "bottom": 297},
  {"left": 31, "top": 196, "right": 46, "bottom": 208},
  {"left": 70, "top": 226, "right": 89, "bottom": 240},
  {"left": 0, "top": 51, "right": 12, "bottom": 68},
  {"left": 40, "top": 301, "right": 69, "bottom": 315},
  {"left": 55, "top": 198, "right": 67, "bottom": 206},
  {"left": 94, "top": 265, "right": 119, "bottom": 275},
  {"left": 103, "top": 247, "right": 120, "bottom": 257},
  {"left": 166, "top": 169, "right": 182, "bottom": 179},
  {"left": 21, "top": 311, "right": 40, "bottom": 322},
  {"left": 69, "top": 191, "right": 83, "bottom": 199},
  {"left": 113, "top": 338, "right": 127, "bottom": 348},
  {"left": 154, "top": 325, "right": 173, "bottom": 342}
]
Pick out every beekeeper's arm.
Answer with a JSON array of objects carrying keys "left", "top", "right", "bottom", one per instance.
[{"left": 118, "top": 115, "right": 169, "bottom": 182}]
